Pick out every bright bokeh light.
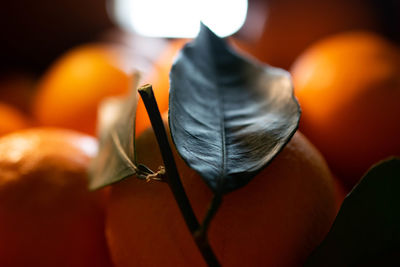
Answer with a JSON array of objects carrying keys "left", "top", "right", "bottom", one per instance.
[{"left": 109, "top": 0, "right": 248, "bottom": 38}]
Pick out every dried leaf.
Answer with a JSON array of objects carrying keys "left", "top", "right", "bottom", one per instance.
[{"left": 89, "top": 73, "right": 145, "bottom": 190}]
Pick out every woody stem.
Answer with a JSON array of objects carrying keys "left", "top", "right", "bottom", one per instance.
[{"left": 138, "top": 84, "right": 221, "bottom": 267}]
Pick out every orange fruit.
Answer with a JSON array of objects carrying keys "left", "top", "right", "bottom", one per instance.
[
  {"left": 0, "top": 72, "right": 35, "bottom": 113},
  {"left": 0, "top": 128, "right": 112, "bottom": 267},
  {"left": 32, "top": 40, "right": 187, "bottom": 137},
  {"left": 0, "top": 102, "right": 31, "bottom": 136},
  {"left": 291, "top": 31, "right": 400, "bottom": 188},
  {"left": 233, "top": 0, "right": 378, "bottom": 69},
  {"left": 32, "top": 44, "right": 135, "bottom": 135},
  {"left": 105, "top": 121, "right": 337, "bottom": 266},
  {"left": 136, "top": 39, "right": 188, "bottom": 135}
]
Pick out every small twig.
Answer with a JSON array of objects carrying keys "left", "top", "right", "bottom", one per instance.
[
  {"left": 138, "top": 84, "right": 221, "bottom": 267},
  {"left": 145, "top": 166, "right": 166, "bottom": 182},
  {"left": 195, "top": 193, "right": 223, "bottom": 242}
]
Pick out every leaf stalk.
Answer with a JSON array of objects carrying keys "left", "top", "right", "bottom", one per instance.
[{"left": 138, "top": 84, "right": 221, "bottom": 267}]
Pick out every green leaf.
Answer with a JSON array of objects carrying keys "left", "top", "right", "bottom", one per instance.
[
  {"left": 89, "top": 73, "right": 144, "bottom": 190},
  {"left": 305, "top": 157, "right": 400, "bottom": 266},
  {"left": 168, "top": 24, "right": 300, "bottom": 193}
]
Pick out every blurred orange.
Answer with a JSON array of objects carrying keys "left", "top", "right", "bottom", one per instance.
[
  {"left": 136, "top": 39, "right": 188, "bottom": 135},
  {"left": 32, "top": 44, "right": 135, "bottom": 135},
  {"left": 32, "top": 40, "right": 187, "bottom": 137},
  {"left": 0, "top": 128, "right": 112, "bottom": 267},
  {"left": 233, "top": 0, "right": 379, "bottom": 69},
  {"left": 0, "top": 102, "right": 31, "bottom": 136},
  {"left": 291, "top": 31, "right": 400, "bottom": 188},
  {"left": 0, "top": 72, "right": 35, "bottom": 113}
]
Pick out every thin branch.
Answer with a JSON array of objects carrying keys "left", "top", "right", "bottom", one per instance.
[
  {"left": 138, "top": 84, "right": 221, "bottom": 267},
  {"left": 195, "top": 192, "right": 223, "bottom": 240}
]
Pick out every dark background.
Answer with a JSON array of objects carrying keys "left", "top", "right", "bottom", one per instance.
[{"left": 0, "top": 0, "right": 398, "bottom": 75}]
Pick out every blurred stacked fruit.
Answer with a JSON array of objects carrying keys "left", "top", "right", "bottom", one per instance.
[
  {"left": 0, "top": 128, "right": 113, "bottom": 267},
  {"left": 0, "top": 0, "right": 399, "bottom": 265},
  {"left": 234, "top": 0, "right": 399, "bottom": 69},
  {"left": 0, "top": 73, "right": 34, "bottom": 135},
  {"left": 233, "top": 0, "right": 400, "bottom": 191},
  {"left": 291, "top": 32, "right": 400, "bottom": 189},
  {"left": 1, "top": 0, "right": 398, "bottom": 143}
]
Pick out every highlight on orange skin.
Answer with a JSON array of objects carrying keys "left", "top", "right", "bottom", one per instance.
[
  {"left": 32, "top": 44, "right": 134, "bottom": 136},
  {"left": 0, "top": 128, "right": 113, "bottom": 267}
]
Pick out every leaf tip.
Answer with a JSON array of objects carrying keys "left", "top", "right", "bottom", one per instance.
[{"left": 87, "top": 173, "right": 104, "bottom": 192}]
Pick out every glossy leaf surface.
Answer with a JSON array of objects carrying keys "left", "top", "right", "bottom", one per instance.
[
  {"left": 306, "top": 158, "right": 400, "bottom": 266},
  {"left": 169, "top": 24, "right": 300, "bottom": 193}
]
